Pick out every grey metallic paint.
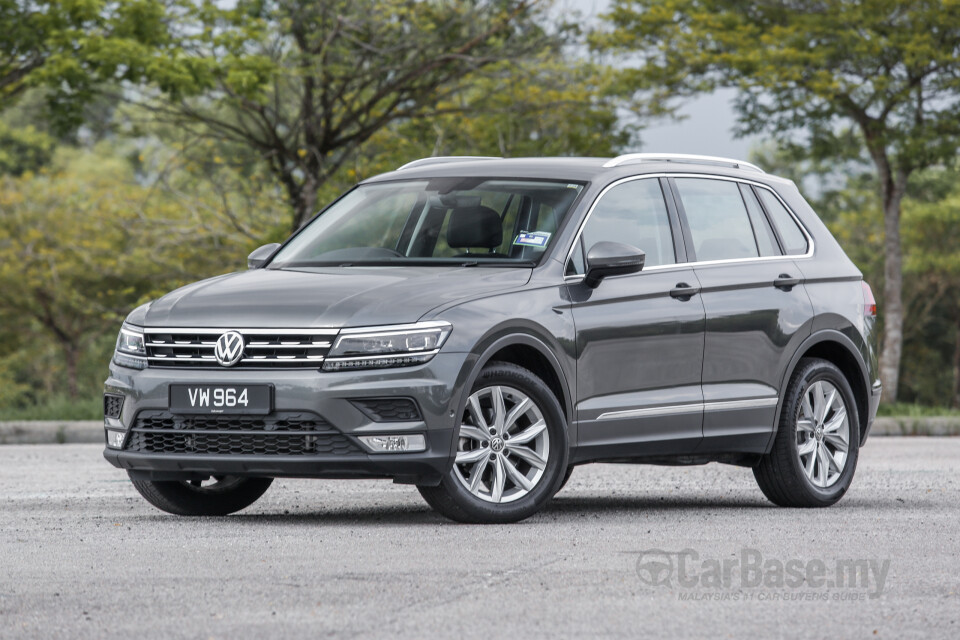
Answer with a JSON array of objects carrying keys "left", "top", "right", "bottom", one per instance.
[{"left": 105, "top": 158, "right": 880, "bottom": 481}]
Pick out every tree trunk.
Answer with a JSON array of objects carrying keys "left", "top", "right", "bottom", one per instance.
[
  {"left": 877, "top": 173, "right": 908, "bottom": 403},
  {"left": 63, "top": 342, "right": 80, "bottom": 399},
  {"left": 953, "top": 313, "right": 960, "bottom": 409}
]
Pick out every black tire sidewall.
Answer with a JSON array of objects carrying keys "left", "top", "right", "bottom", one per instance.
[{"left": 437, "top": 362, "right": 569, "bottom": 522}]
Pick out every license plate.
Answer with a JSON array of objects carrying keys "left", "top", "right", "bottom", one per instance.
[{"left": 169, "top": 384, "right": 272, "bottom": 415}]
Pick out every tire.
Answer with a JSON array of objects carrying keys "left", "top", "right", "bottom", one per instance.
[
  {"left": 754, "top": 358, "right": 860, "bottom": 507},
  {"left": 418, "top": 361, "right": 569, "bottom": 523},
  {"left": 129, "top": 474, "right": 273, "bottom": 516},
  {"left": 557, "top": 465, "right": 575, "bottom": 493}
]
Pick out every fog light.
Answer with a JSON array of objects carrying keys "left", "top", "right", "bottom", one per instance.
[
  {"left": 105, "top": 429, "right": 126, "bottom": 449},
  {"left": 358, "top": 434, "right": 426, "bottom": 453}
]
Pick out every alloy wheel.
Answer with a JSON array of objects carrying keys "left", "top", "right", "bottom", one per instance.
[
  {"left": 796, "top": 380, "right": 850, "bottom": 488},
  {"left": 453, "top": 385, "right": 550, "bottom": 503}
]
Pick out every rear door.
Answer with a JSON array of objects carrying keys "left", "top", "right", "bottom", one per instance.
[
  {"left": 668, "top": 176, "right": 814, "bottom": 453},
  {"left": 568, "top": 177, "right": 706, "bottom": 459}
]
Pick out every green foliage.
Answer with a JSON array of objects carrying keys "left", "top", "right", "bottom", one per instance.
[
  {"left": 0, "top": 395, "right": 102, "bottom": 421},
  {"left": 0, "top": 121, "right": 55, "bottom": 175},
  {"left": 132, "top": 0, "right": 623, "bottom": 231}
]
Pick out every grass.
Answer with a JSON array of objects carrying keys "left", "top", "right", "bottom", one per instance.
[
  {"left": 876, "top": 403, "right": 960, "bottom": 418},
  {"left": 0, "top": 396, "right": 102, "bottom": 421}
]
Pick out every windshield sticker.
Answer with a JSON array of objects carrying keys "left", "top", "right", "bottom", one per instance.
[{"left": 513, "top": 231, "right": 551, "bottom": 248}]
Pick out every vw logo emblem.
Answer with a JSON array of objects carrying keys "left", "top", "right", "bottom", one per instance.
[{"left": 214, "top": 331, "right": 245, "bottom": 367}]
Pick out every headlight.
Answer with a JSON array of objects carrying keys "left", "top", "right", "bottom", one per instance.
[
  {"left": 323, "top": 321, "right": 451, "bottom": 371},
  {"left": 113, "top": 324, "right": 147, "bottom": 370}
]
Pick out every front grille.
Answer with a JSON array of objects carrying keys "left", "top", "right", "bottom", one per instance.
[
  {"left": 125, "top": 410, "right": 362, "bottom": 456},
  {"left": 104, "top": 394, "right": 124, "bottom": 419},
  {"left": 352, "top": 398, "right": 422, "bottom": 422},
  {"left": 143, "top": 328, "right": 338, "bottom": 369}
]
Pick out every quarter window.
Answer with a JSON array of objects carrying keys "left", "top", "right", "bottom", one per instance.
[
  {"left": 674, "top": 178, "right": 759, "bottom": 262},
  {"left": 579, "top": 179, "right": 676, "bottom": 270},
  {"left": 740, "top": 185, "right": 781, "bottom": 257},
  {"left": 756, "top": 188, "right": 809, "bottom": 255}
]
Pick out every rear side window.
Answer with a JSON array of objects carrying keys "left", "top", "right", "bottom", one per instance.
[
  {"left": 580, "top": 178, "right": 676, "bottom": 268},
  {"left": 740, "top": 185, "right": 781, "bottom": 257},
  {"left": 756, "top": 188, "right": 809, "bottom": 255},
  {"left": 674, "top": 178, "right": 759, "bottom": 262}
]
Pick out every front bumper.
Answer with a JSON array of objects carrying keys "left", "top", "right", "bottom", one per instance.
[{"left": 102, "top": 353, "right": 470, "bottom": 483}]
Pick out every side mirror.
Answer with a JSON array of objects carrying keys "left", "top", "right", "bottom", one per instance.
[
  {"left": 247, "top": 243, "right": 281, "bottom": 269},
  {"left": 584, "top": 241, "right": 645, "bottom": 288}
]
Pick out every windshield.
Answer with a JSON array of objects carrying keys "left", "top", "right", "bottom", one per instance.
[{"left": 270, "top": 178, "right": 585, "bottom": 267}]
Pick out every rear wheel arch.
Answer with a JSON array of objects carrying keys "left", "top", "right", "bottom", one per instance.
[{"left": 774, "top": 331, "right": 870, "bottom": 447}]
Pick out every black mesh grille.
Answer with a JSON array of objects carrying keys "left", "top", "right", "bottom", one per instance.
[
  {"left": 104, "top": 394, "right": 124, "bottom": 419},
  {"left": 126, "top": 410, "right": 362, "bottom": 456},
  {"left": 351, "top": 397, "right": 422, "bottom": 422}
]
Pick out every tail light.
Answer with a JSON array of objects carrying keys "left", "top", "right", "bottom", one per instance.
[{"left": 862, "top": 281, "right": 877, "bottom": 317}]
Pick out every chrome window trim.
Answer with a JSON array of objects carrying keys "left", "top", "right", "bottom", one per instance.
[
  {"left": 595, "top": 396, "right": 778, "bottom": 421},
  {"left": 562, "top": 173, "right": 815, "bottom": 281}
]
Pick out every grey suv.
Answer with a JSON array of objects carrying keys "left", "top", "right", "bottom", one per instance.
[{"left": 103, "top": 153, "right": 881, "bottom": 523}]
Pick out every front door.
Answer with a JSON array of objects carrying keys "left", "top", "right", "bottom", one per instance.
[{"left": 568, "top": 177, "right": 706, "bottom": 461}]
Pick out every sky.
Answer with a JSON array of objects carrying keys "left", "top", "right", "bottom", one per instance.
[{"left": 557, "top": 0, "right": 761, "bottom": 161}]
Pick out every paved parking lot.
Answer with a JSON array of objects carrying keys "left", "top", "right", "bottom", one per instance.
[{"left": 1, "top": 439, "right": 957, "bottom": 639}]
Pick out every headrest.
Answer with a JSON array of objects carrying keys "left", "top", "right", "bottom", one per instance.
[{"left": 446, "top": 205, "right": 503, "bottom": 249}]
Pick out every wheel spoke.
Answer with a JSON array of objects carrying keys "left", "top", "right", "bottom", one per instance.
[
  {"left": 801, "top": 391, "right": 815, "bottom": 421},
  {"left": 824, "top": 432, "right": 848, "bottom": 452},
  {"left": 797, "top": 418, "right": 816, "bottom": 433},
  {"left": 468, "top": 457, "right": 489, "bottom": 493},
  {"left": 456, "top": 447, "right": 489, "bottom": 465},
  {"left": 490, "top": 456, "right": 506, "bottom": 502},
  {"left": 823, "top": 388, "right": 838, "bottom": 421},
  {"left": 816, "top": 443, "right": 829, "bottom": 486},
  {"left": 459, "top": 424, "right": 489, "bottom": 443},
  {"left": 468, "top": 395, "right": 488, "bottom": 431},
  {"left": 804, "top": 443, "right": 817, "bottom": 479},
  {"left": 503, "top": 397, "right": 531, "bottom": 433},
  {"left": 505, "top": 443, "right": 546, "bottom": 469},
  {"left": 823, "top": 407, "right": 847, "bottom": 434},
  {"left": 491, "top": 386, "right": 506, "bottom": 434},
  {"left": 825, "top": 447, "right": 844, "bottom": 474},
  {"left": 501, "top": 456, "right": 534, "bottom": 491},
  {"left": 797, "top": 438, "right": 817, "bottom": 456},
  {"left": 812, "top": 382, "right": 826, "bottom": 424},
  {"left": 509, "top": 419, "right": 546, "bottom": 445}
]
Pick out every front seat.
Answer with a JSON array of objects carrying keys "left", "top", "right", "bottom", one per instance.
[{"left": 446, "top": 205, "right": 505, "bottom": 256}]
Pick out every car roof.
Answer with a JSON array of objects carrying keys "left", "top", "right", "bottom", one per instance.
[{"left": 361, "top": 154, "right": 792, "bottom": 187}]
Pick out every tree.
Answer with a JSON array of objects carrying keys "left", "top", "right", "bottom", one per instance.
[
  {"left": 594, "top": 0, "right": 960, "bottom": 401},
  {"left": 0, "top": 0, "right": 171, "bottom": 128},
  {"left": 0, "top": 147, "right": 257, "bottom": 397},
  {"left": 135, "top": 0, "right": 571, "bottom": 232},
  {"left": 902, "top": 185, "right": 960, "bottom": 408}
]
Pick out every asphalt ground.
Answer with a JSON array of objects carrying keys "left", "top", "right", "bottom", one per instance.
[{"left": 0, "top": 440, "right": 957, "bottom": 639}]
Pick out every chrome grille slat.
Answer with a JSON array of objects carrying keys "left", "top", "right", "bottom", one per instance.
[{"left": 144, "top": 328, "right": 336, "bottom": 369}]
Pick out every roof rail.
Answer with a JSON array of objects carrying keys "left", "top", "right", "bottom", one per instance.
[
  {"left": 603, "top": 153, "right": 764, "bottom": 173},
  {"left": 396, "top": 156, "right": 502, "bottom": 171}
]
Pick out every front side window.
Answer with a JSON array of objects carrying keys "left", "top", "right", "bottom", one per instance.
[
  {"left": 578, "top": 178, "right": 676, "bottom": 270},
  {"left": 271, "top": 179, "right": 584, "bottom": 267},
  {"left": 674, "top": 178, "right": 760, "bottom": 262}
]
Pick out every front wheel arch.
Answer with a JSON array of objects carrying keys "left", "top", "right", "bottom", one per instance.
[{"left": 448, "top": 333, "right": 573, "bottom": 458}]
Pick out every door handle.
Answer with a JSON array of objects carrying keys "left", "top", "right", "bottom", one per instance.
[
  {"left": 670, "top": 282, "right": 700, "bottom": 300},
  {"left": 774, "top": 274, "right": 802, "bottom": 291}
]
